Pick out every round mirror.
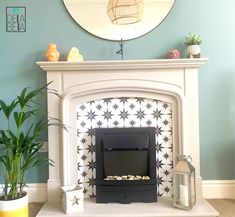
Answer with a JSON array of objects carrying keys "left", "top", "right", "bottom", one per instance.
[{"left": 63, "top": 0, "right": 175, "bottom": 41}]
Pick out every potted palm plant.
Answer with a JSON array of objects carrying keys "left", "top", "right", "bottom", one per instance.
[
  {"left": 0, "top": 84, "right": 61, "bottom": 217},
  {"left": 184, "top": 33, "right": 202, "bottom": 58}
]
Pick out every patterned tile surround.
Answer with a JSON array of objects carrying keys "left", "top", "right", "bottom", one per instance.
[{"left": 76, "top": 97, "right": 173, "bottom": 198}]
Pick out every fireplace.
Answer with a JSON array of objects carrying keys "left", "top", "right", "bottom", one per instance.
[
  {"left": 95, "top": 127, "right": 156, "bottom": 203},
  {"left": 36, "top": 59, "right": 218, "bottom": 217}
]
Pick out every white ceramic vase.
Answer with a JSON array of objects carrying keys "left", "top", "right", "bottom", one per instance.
[{"left": 187, "top": 45, "right": 201, "bottom": 58}]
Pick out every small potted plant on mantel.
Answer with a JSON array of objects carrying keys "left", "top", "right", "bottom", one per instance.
[
  {"left": 0, "top": 84, "right": 64, "bottom": 216},
  {"left": 184, "top": 33, "right": 202, "bottom": 58}
]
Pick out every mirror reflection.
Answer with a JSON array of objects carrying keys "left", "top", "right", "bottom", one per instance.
[{"left": 63, "top": 0, "right": 175, "bottom": 41}]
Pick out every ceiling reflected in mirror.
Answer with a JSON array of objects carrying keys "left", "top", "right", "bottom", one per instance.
[{"left": 63, "top": 0, "right": 175, "bottom": 41}]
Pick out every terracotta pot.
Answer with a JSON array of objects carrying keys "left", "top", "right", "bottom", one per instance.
[
  {"left": 0, "top": 192, "right": 28, "bottom": 217},
  {"left": 187, "top": 45, "right": 201, "bottom": 58},
  {"left": 46, "top": 44, "right": 60, "bottom": 61}
]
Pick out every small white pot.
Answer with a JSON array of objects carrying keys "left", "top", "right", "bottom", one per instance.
[
  {"left": 0, "top": 192, "right": 28, "bottom": 217},
  {"left": 61, "top": 185, "right": 83, "bottom": 214},
  {"left": 187, "top": 45, "right": 201, "bottom": 58}
]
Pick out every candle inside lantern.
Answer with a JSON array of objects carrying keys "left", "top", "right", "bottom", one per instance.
[{"left": 180, "top": 184, "right": 189, "bottom": 207}]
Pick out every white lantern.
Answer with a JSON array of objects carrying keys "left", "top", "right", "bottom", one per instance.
[
  {"left": 61, "top": 185, "right": 83, "bottom": 214},
  {"left": 173, "top": 155, "right": 196, "bottom": 210}
]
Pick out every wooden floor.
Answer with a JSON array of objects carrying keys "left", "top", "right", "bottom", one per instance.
[{"left": 29, "top": 199, "right": 235, "bottom": 217}]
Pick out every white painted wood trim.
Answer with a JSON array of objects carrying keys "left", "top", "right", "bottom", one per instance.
[
  {"left": 25, "top": 183, "right": 47, "bottom": 202},
  {"left": 202, "top": 180, "right": 235, "bottom": 199},
  {"left": 37, "top": 58, "right": 208, "bottom": 71}
]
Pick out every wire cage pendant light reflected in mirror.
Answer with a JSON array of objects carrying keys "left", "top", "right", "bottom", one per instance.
[
  {"left": 107, "top": 0, "right": 144, "bottom": 25},
  {"left": 63, "top": 0, "right": 176, "bottom": 41}
]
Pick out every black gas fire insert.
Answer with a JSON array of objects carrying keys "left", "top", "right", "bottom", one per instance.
[{"left": 95, "top": 127, "right": 157, "bottom": 203}]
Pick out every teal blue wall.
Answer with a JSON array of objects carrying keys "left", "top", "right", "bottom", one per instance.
[{"left": 0, "top": 0, "right": 234, "bottom": 181}]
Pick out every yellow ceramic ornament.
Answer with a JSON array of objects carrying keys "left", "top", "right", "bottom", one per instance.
[{"left": 67, "top": 47, "right": 83, "bottom": 61}]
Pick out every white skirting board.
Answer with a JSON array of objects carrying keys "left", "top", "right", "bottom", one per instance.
[
  {"left": 23, "top": 180, "right": 235, "bottom": 203},
  {"left": 202, "top": 180, "right": 235, "bottom": 199}
]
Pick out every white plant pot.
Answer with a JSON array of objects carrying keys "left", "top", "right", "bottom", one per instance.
[
  {"left": 187, "top": 45, "right": 201, "bottom": 58},
  {"left": 0, "top": 192, "right": 28, "bottom": 217},
  {"left": 61, "top": 185, "right": 83, "bottom": 214}
]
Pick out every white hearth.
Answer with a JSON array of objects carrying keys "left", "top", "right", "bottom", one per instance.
[{"left": 36, "top": 59, "right": 218, "bottom": 217}]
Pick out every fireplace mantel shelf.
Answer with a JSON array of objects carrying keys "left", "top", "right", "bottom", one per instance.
[{"left": 37, "top": 58, "right": 208, "bottom": 71}]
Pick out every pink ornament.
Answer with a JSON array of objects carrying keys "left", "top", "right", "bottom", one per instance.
[{"left": 167, "top": 50, "right": 181, "bottom": 59}]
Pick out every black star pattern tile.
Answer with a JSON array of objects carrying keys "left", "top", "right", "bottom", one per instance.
[
  {"left": 86, "top": 110, "right": 97, "bottom": 121},
  {"left": 129, "top": 103, "right": 135, "bottom": 110},
  {"left": 136, "top": 109, "right": 146, "bottom": 120},
  {"left": 96, "top": 104, "right": 102, "bottom": 110},
  {"left": 76, "top": 98, "right": 173, "bottom": 198},
  {"left": 103, "top": 110, "right": 113, "bottom": 121},
  {"left": 119, "top": 97, "right": 128, "bottom": 103},
  {"left": 87, "top": 160, "right": 96, "bottom": 170},
  {"left": 152, "top": 109, "right": 163, "bottom": 120},
  {"left": 119, "top": 110, "right": 129, "bottom": 120}
]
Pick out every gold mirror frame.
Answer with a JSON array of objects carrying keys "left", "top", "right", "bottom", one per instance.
[{"left": 63, "top": 0, "right": 175, "bottom": 41}]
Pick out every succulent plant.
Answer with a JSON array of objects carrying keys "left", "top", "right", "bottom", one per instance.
[{"left": 184, "top": 33, "right": 202, "bottom": 46}]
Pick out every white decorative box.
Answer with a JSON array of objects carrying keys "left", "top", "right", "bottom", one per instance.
[{"left": 61, "top": 185, "right": 83, "bottom": 214}]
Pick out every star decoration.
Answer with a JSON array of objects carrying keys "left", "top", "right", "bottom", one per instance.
[
  {"left": 163, "top": 153, "right": 170, "bottom": 160},
  {"left": 163, "top": 119, "right": 169, "bottom": 126},
  {"left": 130, "top": 120, "right": 136, "bottom": 126},
  {"left": 146, "top": 120, "right": 152, "bottom": 126},
  {"left": 113, "top": 120, "right": 119, "bottom": 126},
  {"left": 96, "top": 121, "right": 102, "bottom": 127},
  {"left": 119, "top": 97, "right": 128, "bottom": 103},
  {"left": 136, "top": 109, "right": 146, "bottom": 120},
  {"left": 113, "top": 104, "right": 119, "bottom": 110},
  {"left": 77, "top": 146, "right": 82, "bottom": 153},
  {"left": 81, "top": 138, "right": 87, "bottom": 144},
  {"left": 87, "top": 160, "right": 96, "bottom": 170},
  {"left": 119, "top": 110, "right": 129, "bottom": 120},
  {"left": 81, "top": 171, "right": 88, "bottom": 177},
  {"left": 77, "top": 162, "right": 82, "bottom": 171},
  {"left": 163, "top": 169, "right": 170, "bottom": 176},
  {"left": 155, "top": 126, "right": 163, "bottom": 136},
  {"left": 129, "top": 103, "right": 135, "bottom": 109},
  {"left": 81, "top": 154, "right": 87, "bottom": 161},
  {"left": 96, "top": 104, "right": 102, "bottom": 110},
  {"left": 152, "top": 109, "right": 163, "bottom": 120},
  {"left": 163, "top": 136, "right": 169, "bottom": 143},
  {"left": 71, "top": 195, "right": 80, "bottom": 206},
  {"left": 87, "top": 128, "right": 95, "bottom": 136},
  {"left": 156, "top": 159, "right": 164, "bottom": 169},
  {"left": 136, "top": 97, "right": 144, "bottom": 103},
  {"left": 86, "top": 110, "right": 97, "bottom": 121},
  {"left": 87, "top": 177, "right": 95, "bottom": 187},
  {"left": 80, "top": 121, "right": 86, "bottom": 127},
  {"left": 103, "top": 110, "right": 113, "bottom": 121},
  {"left": 146, "top": 103, "right": 152, "bottom": 109},
  {"left": 87, "top": 143, "right": 95, "bottom": 154},
  {"left": 103, "top": 98, "right": 112, "bottom": 103},
  {"left": 162, "top": 102, "right": 169, "bottom": 109},
  {"left": 79, "top": 104, "right": 86, "bottom": 111}
]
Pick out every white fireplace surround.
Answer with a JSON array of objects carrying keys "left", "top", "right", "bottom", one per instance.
[
  {"left": 37, "top": 59, "right": 219, "bottom": 217},
  {"left": 37, "top": 59, "right": 218, "bottom": 217},
  {"left": 37, "top": 58, "right": 207, "bottom": 200}
]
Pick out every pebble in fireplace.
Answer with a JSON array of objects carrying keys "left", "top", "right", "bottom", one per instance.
[{"left": 95, "top": 127, "right": 157, "bottom": 203}]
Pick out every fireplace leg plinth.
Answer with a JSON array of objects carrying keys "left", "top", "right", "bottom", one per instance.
[{"left": 96, "top": 185, "right": 157, "bottom": 203}]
